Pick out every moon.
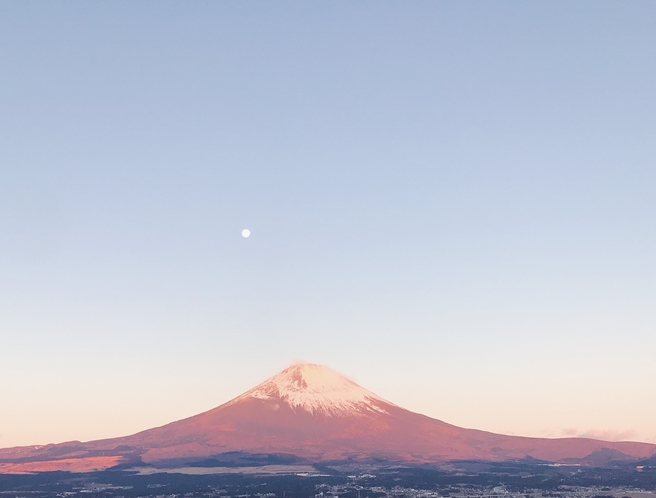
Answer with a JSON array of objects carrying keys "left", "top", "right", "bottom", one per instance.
[{"left": 242, "top": 229, "right": 250, "bottom": 238}]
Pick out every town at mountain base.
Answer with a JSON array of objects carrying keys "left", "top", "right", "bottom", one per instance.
[{"left": 1, "top": 364, "right": 655, "bottom": 473}]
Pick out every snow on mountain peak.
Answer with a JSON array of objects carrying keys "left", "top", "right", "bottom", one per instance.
[{"left": 232, "top": 363, "right": 392, "bottom": 416}]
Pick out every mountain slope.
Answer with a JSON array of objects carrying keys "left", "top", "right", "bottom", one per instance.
[{"left": 1, "top": 364, "right": 655, "bottom": 473}]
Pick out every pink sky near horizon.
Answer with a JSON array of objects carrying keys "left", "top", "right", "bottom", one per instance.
[{"left": 2, "top": 357, "right": 655, "bottom": 449}]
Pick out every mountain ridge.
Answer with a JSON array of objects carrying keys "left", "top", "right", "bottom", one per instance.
[{"left": 1, "top": 363, "right": 655, "bottom": 474}]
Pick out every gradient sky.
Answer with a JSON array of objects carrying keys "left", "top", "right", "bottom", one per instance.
[{"left": 1, "top": 2, "right": 655, "bottom": 449}]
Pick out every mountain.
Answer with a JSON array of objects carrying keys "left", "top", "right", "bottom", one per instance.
[{"left": 1, "top": 363, "right": 655, "bottom": 473}]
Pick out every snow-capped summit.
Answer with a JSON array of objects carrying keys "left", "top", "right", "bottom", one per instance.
[{"left": 230, "top": 363, "right": 391, "bottom": 416}]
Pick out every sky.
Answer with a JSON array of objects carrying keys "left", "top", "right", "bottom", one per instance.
[{"left": 1, "top": 1, "right": 655, "bottom": 448}]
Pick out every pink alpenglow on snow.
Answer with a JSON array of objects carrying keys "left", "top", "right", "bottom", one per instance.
[{"left": 228, "top": 363, "right": 392, "bottom": 416}]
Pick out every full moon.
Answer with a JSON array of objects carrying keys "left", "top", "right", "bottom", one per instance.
[{"left": 242, "top": 229, "right": 250, "bottom": 238}]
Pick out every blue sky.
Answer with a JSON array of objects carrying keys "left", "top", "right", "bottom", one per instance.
[{"left": 1, "top": 1, "right": 655, "bottom": 447}]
